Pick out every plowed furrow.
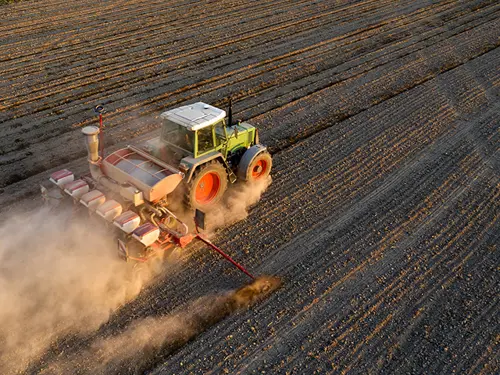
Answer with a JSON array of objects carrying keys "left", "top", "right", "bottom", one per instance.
[
  {"left": 1, "top": 4, "right": 496, "bottom": 173},
  {"left": 1, "top": 0, "right": 394, "bottom": 99}
]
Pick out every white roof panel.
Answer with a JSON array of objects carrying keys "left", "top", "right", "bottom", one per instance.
[{"left": 160, "top": 102, "right": 226, "bottom": 130}]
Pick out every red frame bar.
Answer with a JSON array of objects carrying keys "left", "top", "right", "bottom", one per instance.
[{"left": 196, "top": 235, "right": 255, "bottom": 280}]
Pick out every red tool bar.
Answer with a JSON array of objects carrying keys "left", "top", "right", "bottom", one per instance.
[{"left": 196, "top": 235, "right": 255, "bottom": 280}]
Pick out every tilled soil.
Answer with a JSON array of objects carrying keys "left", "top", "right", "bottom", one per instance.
[{"left": 1, "top": 0, "right": 499, "bottom": 374}]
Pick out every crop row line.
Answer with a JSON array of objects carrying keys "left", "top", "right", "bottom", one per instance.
[
  {"left": 1, "top": 0, "right": 491, "bottom": 148},
  {"left": 1, "top": 0, "right": 389, "bottom": 98},
  {"left": 0, "top": 0, "right": 267, "bottom": 38},
  {"left": 238, "top": 175, "right": 498, "bottom": 373},
  {"left": 0, "top": 0, "right": 431, "bottom": 147},
  {"left": 260, "top": 100, "right": 456, "bottom": 235},
  {"left": 274, "top": 170, "right": 498, "bottom": 373},
  {"left": 0, "top": 0, "right": 314, "bottom": 67},
  {"left": 198, "top": 129, "right": 489, "bottom": 372}
]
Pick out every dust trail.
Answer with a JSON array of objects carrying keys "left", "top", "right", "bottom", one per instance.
[
  {"left": 0, "top": 208, "right": 156, "bottom": 374},
  {"left": 0, "top": 176, "right": 272, "bottom": 373},
  {"left": 42, "top": 276, "right": 281, "bottom": 375},
  {"left": 203, "top": 176, "right": 272, "bottom": 232},
  {"left": 166, "top": 175, "right": 272, "bottom": 235}
]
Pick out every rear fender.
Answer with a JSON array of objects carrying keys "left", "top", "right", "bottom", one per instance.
[
  {"left": 180, "top": 151, "right": 226, "bottom": 182},
  {"left": 237, "top": 144, "right": 268, "bottom": 181}
]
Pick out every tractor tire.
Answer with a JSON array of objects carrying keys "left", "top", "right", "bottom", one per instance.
[
  {"left": 238, "top": 148, "right": 272, "bottom": 182},
  {"left": 186, "top": 161, "right": 228, "bottom": 210}
]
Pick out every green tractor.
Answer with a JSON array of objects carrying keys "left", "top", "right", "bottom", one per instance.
[{"left": 142, "top": 101, "right": 272, "bottom": 209}]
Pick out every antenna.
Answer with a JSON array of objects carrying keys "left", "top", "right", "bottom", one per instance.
[{"left": 227, "top": 97, "right": 233, "bottom": 127}]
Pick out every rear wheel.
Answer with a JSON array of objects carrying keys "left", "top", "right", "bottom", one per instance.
[{"left": 186, "top": 161, "right": 228, "bottom": 210}]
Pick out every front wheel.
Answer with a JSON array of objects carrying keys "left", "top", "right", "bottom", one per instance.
[
  {"left": 186, "top": 161, "right": 228, "bottom": 210},
  {"left": 238, "top": 148, "right": 272, "bottom": 182}
]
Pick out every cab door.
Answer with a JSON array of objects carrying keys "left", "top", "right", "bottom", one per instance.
[{"left": 195, "top": 125, "right": 216, "bottom": 157}]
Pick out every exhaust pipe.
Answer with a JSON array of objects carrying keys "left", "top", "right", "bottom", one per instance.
[
  {"left": 82, "top": 126, "right": 100, "bottom": 163},
  {"left": 94, "top": 104, "right": 106, "bottom": 158}
]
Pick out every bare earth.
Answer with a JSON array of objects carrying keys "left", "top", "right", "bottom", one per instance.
[{"left": 0, "top": 0, "right": 499, "bottom": 374}]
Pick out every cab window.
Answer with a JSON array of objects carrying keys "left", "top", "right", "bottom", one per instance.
[
  {"left": 215, "top": 120, "right": 227, "bottom": 146},
  {"left": 197, "top": 126, "right": 214, "bottom": 154},
  {"left": 161, "top": 119, "right": 194, "bottom": 153}
]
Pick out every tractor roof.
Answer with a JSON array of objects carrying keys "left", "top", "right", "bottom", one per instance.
[{"left": 160, "top": 102, "right": 226, "bottom": 131}]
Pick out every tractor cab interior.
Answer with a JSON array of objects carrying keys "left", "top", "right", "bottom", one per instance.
[
  {"left": 197, "top": 126, "right": 215, "bottom": 154},
  {"left": 197, "top": 120, "right": 235, "bottom": 155},
  {"left": 161, "top": 119, "right": 194, "bottom": 154}
]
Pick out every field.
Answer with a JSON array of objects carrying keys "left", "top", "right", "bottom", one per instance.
[{"left": 1, "top": 0, "right": 499, "bottom": 374}]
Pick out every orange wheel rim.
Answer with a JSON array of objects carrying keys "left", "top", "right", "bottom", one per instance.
[
  {"left": 252, "top": 159, "right": 268, "bottom": 179},
  {"left": 195, "top": 172, "right": 221, "bottom": 204}
]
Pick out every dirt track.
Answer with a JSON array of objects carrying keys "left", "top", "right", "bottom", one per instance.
[{"left": 1, "top": 0, "right": 499, "bottom": 374}]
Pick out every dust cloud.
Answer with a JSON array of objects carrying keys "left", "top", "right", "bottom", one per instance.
[
  {"left": 0, "top": 177, "right": 273, "bottom": 374},
  {"left": 0, "top": 207, "right": 156, "bottom": 374},
  {"left": 166, "top": 175, "right": 272, "bottom": 235},
  {"left": 204, "top": 176, "right": 272, "bottom": 232},
  {"left": 42, "top": 276, "right": 281, "bottom": 375}
]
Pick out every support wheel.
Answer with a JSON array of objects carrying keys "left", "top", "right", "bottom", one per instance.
[{"left": 187, "top": 161, "right": 228, "bottom": 210}]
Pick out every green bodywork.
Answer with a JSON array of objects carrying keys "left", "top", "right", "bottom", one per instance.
[
  {"left": 148, "top": 118, "right": 257, "bottom": 182},
  {"left": 196, "top": 120, "right": 255, "bottom": 159}
]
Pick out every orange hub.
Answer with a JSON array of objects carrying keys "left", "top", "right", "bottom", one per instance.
[
  {"left": 195, "top": 172, "right": 221, "bottom": 204},
  {"left": 252, "top": 159, "right": 268, "bottom": 179}
]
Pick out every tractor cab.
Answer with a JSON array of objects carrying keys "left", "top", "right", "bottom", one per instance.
[
  {"left": 160, "top": 102, "right": 226, "bottom": 158},
  {"left": 156, "top": 102, "right": 256, "bottom": 160}
]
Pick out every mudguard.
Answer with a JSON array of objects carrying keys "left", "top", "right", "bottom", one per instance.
[
  {"left": 237, "top": 144, "right": 268, "bottom": 181},
  {"left": 181, "top": 151, "right": 225, "bottom": 182}
]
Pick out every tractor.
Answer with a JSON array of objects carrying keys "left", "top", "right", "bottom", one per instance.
[
  {"left": 142, "top": 101, "right": 272, "bottom": 209},
  {"left": 43, "top": 101, "right": 272, "bottom": 265}
]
